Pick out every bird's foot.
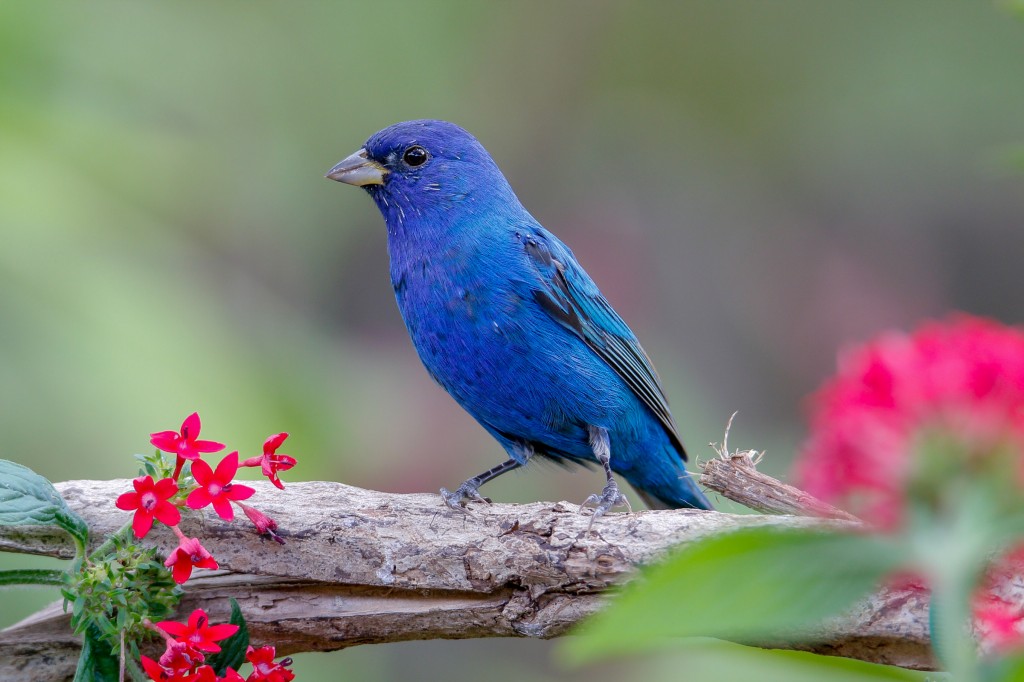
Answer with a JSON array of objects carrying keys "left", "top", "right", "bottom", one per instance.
[
  {"left": 581, "top": 479, "right": 632, "bottom": 529},
  {"left": 440, "top": 482, "right": 491, "bottom": 511}
]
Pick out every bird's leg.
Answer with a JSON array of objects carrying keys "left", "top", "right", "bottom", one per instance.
[
  {"left": 440, "top": 458, "right": 522, "bottom": 511},
  {"left": 581, "top": 425, "right": 631, "bottom": 527}
]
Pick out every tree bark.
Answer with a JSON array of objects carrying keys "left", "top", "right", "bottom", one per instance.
[{"left": 0, "top": 465, "right": 934, "bottom": 681}]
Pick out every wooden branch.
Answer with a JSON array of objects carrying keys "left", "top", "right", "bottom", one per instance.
[
  {"left": 1, "top": 472, "right": 934, "bottom": 681},
  {"left": 700, "top": 450, "right": 862, "bottom": 522}
]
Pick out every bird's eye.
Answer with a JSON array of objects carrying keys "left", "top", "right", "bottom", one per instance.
[{"left": 402, "top": 145, "right": 429, "bottom": 167}]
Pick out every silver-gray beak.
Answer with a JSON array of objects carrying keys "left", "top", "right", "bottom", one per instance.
[{"left": 325, "top": 149, "right": 388, "bottom": 186}]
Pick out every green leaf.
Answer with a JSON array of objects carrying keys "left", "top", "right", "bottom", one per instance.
[
  {"left": 0, "top": 459, "right": 89, "bottom": 555},
  {"left": 208, "top": 598, "right": 250, "bottom": 676},
  {"left": 638, "top": 638, "right": 945, "bottom": 682},
  {"left": 73, "top": 625, "right": 119, "bottom": 682},
  {"left": 565, "top": 527, "right": 903, "bottom": 662},
  {"left": 0, "top": 568, "right": 66, "bottom": 587}
]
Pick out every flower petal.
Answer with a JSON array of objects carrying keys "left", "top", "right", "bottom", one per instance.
[
  {"left": 157, "top": 619, "right": 189, "bottom": 637},
  {"left": 190, "top": 458, "right": 214, "bottom": 486},
  {"left": 192, "top": 439, "right": 226, "bottom": 454},
  {"left": 211, "top": 496, "right": 235, "bottom": 521},
  {"left": 139, "top": 655, "right": 165, "bottom": 681},
  {"left": 171, "top": 557, "right": 193, "bottom": 584},
  {"left": 115, "top": 492, "right": 140, "bottom": 511},
  {"left": 226, "top": 484, "right": 255, "bottom": 502},
  {"left": 213, "top": 451, "right": 240, "bottom": 484},
  {"left": 153, "top": 477, "right": 179, "bottom": 499},
  {"left": 263, "top": 432, "right": 289, "bottom": 454},
  {"left": 132, "top": 510, "right": 154, "bottom": 538},
  {"left": 153, "top": 500, "right": 181, "bottom": 527},
  {"left": 274, "top": 454, "right": 297, "bottom": 471},
  {"left": 150, "top": 431, "right": 180, "bottom": 452},
  {"left": 181, "top": 412, "right": 202, "bottom": 441},
  {"left": 187, "top": 487, "right": 213, "bottom": 510},
  {"left": 196, "top": 554, "right": 219, "bottom": 570},
  {"left": 204, "top": 623, "right": 240, "bottom": 641}
]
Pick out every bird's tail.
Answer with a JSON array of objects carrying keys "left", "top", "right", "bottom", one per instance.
[{"left": 633, "top": 471, "right": 713, "bottom": 510}]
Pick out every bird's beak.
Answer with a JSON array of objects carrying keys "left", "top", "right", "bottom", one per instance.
[{"left": 325, "top": 149, "right": 388, "bottom": 186}]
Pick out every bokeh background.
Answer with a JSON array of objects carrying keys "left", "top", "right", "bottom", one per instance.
[{"left": 2, "top": 1, "right": 1023, "bottom": 679}]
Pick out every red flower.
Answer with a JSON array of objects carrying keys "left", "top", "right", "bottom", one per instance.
[
  {"left": 158, "top": 609, "right": 239, "bottom": 654},
  {"left": 140, "top": 655, "right": 192, "bottom": 682},
  {"left": 151, "top": 412, "right": 225, "bottom": 462},
  {"left": 187, "top": 451, "right": 255, "bottom": 521},
  {"left": 115, "top": 475, "right": 180, "bottom": 538},
  {"left": 246, "top": 646, "right": 295, "bottom": 682},
  {"left": 164, "top": 536, "right": 219, "bottom": 584},
  {"left": 241, "top": 433, "right": 296, "bottom": 490},
  {"left": 220, "top": 668, "right": 246, "bottom": 682},
  {"left": 794, "top": 315, "right": 1024, "bottom": 528},
  {"left": 158, "top": 641, "right": 205, "bottom": 673}
]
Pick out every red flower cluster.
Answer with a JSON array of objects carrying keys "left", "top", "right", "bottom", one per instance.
[
  {"left": 795, "top": 315, "right": 1024, "bottom": 528},
  {"left": 114, "top": 412, "right": 296, "bottom": 585},
  {"left": 141, "top": 609, "right": 294, "bottom": 681}
]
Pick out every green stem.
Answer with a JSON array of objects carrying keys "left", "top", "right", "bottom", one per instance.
[
  {"left": 88, "top": 520, "right": 134, "bottom": 562},
  {"left": 0, "top": 568, "right": 66, "bottom": 587}
]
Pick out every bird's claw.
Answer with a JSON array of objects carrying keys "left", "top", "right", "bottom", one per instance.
[
  {"left": 440, "top": 483, "right": 491, "bottom": 511},
  {"left": 581, "top": 479, "right": 631, "bottom": 529}
]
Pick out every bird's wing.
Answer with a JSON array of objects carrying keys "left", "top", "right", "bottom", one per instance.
[{"left": 521, "top": 229, "right": 687, "bottom": 461}]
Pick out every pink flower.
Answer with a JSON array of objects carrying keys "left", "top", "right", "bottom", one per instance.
[
  {"left": 975, "top": 594, "right": 1024, "bottom": 653},
  {"left": 238, "top": 502, "right": 284, "bottom": 544},
  {"left": 151, "top": 412, "right": 225, "bottom": 462},
  {"left": 158, "top": 609, "right": 239, "bottom": 654},
  {"left": 241, "top": 433, "right": 296, "bottom": 490},
  {"left": 246, "top": 646, "right": 295, "bottom": 682},
  {"left": 140, "top": 655, "right": 192, "bottom": 681},
  {"left": 115, "top": 475, "right": 180, "bottom": 538},
  {"left": 164, "top": 536, "right": 219, "bottom": 584},
  {"left": 158, "top": 641, "right": 205, "bottom": 673},
  {"left": 187, "top": 451, "right": 255, "bottom": 521},
  {"left": 794, "top": 315, "right": 1024, "bottom": 528}
]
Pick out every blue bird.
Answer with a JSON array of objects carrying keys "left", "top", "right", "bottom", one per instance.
[{"left": 326, "top": 120, "right": 712, "bottom": 518}]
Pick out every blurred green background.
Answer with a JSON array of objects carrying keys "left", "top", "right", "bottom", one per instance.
[{"left": 2, "top": 1, "right": 1022, "bottom": 679}]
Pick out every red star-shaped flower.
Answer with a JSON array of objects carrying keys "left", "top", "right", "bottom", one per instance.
[
  {"left": 164, "top": 536, "right": 219, "bottom": 584},
  {"left": 187, "top": 451, "right": 255, "bottom": 521},
  {"left": 246, "top": 646, "right": 295, "bottom": 682},
  {"left": 241, "top": 433, "right": 296, "bottom": 490},
  {"left": 150, "top": 412, "right": 225, "bottom": 462},
  {"left": 157, "top": 609, "right": 239, "bottom": 654},
  {"left": 115, "top": 475, "right": 180, "bottom": 538}
]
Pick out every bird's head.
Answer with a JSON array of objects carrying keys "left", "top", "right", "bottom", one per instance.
[{"left": 326, "top": 120, "right": 521, "bottom": 233}]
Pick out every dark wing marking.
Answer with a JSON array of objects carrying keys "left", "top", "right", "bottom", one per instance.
[{"left": 522, "top": 232, "right": 687, "bottom": 461}]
